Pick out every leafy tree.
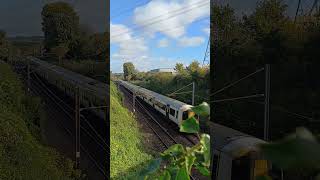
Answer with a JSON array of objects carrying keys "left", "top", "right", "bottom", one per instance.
[
  {"left": 0, "top": 30, "right": 9, "bottom": 61},
  {"left": 174, "top": 63, "right": 186, "bottom": 74},
  {"left": 187, "top": 61, "right": 200, "bottom": 73},
  {"left": 123, "top": 62, "right": 135, "bottom": 81},
  {"left": 41, "top": 2, "right": 80, "bottom": 52}
]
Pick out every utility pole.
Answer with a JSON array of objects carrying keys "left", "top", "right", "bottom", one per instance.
[
  {"left": 75, "top": 86, "right": 81, "bottom": 169},
  {"left": 264, "top": 64, "right": 270, "bottom": 141},
  {"left": 192, "top": 82, "right": 195, "bottom": 105},
  {"left": 133, "top": 92, "right": 136, "bottom": 113}
]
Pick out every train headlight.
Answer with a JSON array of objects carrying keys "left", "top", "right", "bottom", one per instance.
[
  {"left": 188, "top": 111, "right": 195, "bottom": 118},
  {"left": 254, "top": 160, "right": 268, "bottom": 177}
]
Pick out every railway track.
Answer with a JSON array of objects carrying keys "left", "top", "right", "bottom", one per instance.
[
  {"left": 118, "top": 83, "right": 208, "bottom": 180},
  {"left": 12, "top": 64, "right": 108, "bottom": 179}
]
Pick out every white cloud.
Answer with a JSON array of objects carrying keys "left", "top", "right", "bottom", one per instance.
[
  {"left": 157, "top": 38, "right": 169, "bottom": 47},
  {"left": 178, "top": 36, "right": 205, "bottom": 47},
  {"left": 110, "top": 22, "right": 148, "bottom": 61},
  {"left": 133, "top": 0, "right": 210, "bottom": 39},
  {"left": 203, "top": 27, "right": 210, "bottom": 35}
]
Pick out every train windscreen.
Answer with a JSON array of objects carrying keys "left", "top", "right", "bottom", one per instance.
[{"left": 182, "top": 111, "right": 188, "bottom": 120}]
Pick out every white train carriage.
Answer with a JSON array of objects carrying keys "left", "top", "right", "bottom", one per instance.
[
  {"left": 211, "top": 123, "right": 269, "bottom": 180},
  {"left": 28, "top": 57, "right": 108, "bottom": 120},
  {"left": 118, "top": 80, "right": 194, "bottom": 126}
]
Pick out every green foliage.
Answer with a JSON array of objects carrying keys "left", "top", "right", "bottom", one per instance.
[
  {"left": 0, "top": 30, "right": 9, "bottom": 60},
  {"left": 134, "top": 61, "right": 209, "bottom": 105},
  {"left": 212, "top": 1, "right": 320, "bottom": 139},
  {"left": 259, "top": 128, "right": 320, "bottom": 178},
  {"left": 140, "top": 103, "right": 211, "bottom": 179},
  {"left": 41, "top": 2, "right": 80, "bottom": 52},
  {"left": 174, "top": 63, "right": 186, "bottom": 74},
  {"left": 123, "top": 62, "right": 136, "bottom": 81},
  {"left": 0, "top": 62, "right": 78, "bottom": 179},
  {"left": 110, "top": 82, "right": 152, "bottom": 179}
]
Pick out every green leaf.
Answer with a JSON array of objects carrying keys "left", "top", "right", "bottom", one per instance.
[
  {"left": 139, "top": 158, "right": 162, "bottom": 177},
  {"left": 161, "top": 144, "right": 185, "bottom": 158},
  {"left": 191, "top": 102, "right": 210, "bottom": 117},
  {"left": 185, "top": 156, "right": 196, "bottom": 173},
  {"left": 260, "top": 127, "right": 320, "bottom": 170},
  {"left": 256, "top": 175, "right": 273, "bottom": 180},
  {"left": 180, "top": 117, "right": 200, "bottom": 134},
  {"left": 195, "top": 164, "right": 210, "bottom": 176},
  {"left": 167, "top": 166, "right": 179, "bottom": 178},
  {"left": 175, "top": 166, "right": 190, "bottom": 180},
  {"left": 200, "top": 134, "right": 211, "bottom": 166},
  {"left": 158, "top": 170, "right": 171, "bottom": 180}
]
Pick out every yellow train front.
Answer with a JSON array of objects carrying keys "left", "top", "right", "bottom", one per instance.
[{"left": 211, "top": 123, "right": 272, "bottom": 180}]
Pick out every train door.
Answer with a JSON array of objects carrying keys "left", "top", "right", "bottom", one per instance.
[{"left": 166, "top": 104, "right": 170, "bottom": 119}]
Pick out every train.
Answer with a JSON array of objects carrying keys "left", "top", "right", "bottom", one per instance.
[
  {"left": 27, "top": 57, "right": 108, "bottom": 120},
  {"left": 117, "top": 80, "right": 194, "bottom": 126},
  {"left": 118, "top": 80, "right": 276, "bottom": 180}
]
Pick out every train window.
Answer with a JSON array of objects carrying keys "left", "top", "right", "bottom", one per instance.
[
  {"left": 182, "top": 111, "right": 188, "bottom": 120},
  {"left": 170, "top": 108, "right": 175, "bottom": 116},
  {"left": 176, "top": 111, "right": 178, "bottom": 118},
  {"left": 231, "top": 156, "right": 251, "bottom": 180}
]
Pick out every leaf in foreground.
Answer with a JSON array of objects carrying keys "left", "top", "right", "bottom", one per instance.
[
  {"left": 191, "top": 102, "right": 210, "bottom": 117},
  {"left": 180, "top": 117, "right": 200, "bottom": 134}
]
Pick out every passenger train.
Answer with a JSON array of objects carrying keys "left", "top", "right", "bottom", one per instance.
[
  {"left": 27, "top": 57, "right": 108, "bottom": 120},
  {"left": 118, "top": 80, "right": 193, "bottom": 126},
  {"left": 118, "top": 80, "right": 275, "bottom": 180}
]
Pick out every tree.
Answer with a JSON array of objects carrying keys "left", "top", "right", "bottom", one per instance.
[
  {"left": 174, "top": 63, "right": 186, "bottom": 74},
  {"left": 123, "top": 62, "right": 135, "bottom": 81},
  {"left": 41, "top": 2, "right": 80, "bottom": 53},
  {"left": 187, "top": 61, "right": 200, "bottom": 73},
  {"left": 0, "top": 30, "right": 9, "bottom": 61}
]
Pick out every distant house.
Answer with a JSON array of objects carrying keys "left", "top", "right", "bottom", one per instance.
[{"left": 148, "top": 68, "right": 176, "bottom": 74}]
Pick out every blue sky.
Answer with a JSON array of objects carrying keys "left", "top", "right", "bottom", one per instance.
[{"left": 110, "top": 0, "right": 210, "bottom": 73}]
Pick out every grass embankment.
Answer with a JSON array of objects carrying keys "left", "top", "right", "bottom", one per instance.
[
  {"left": 0, "top": 62, "right": 77, "bottom": 179},
  {"left": 110, "top": 81, "right": 152, "bottom": 179}
]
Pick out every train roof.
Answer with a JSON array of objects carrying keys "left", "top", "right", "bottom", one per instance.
[
  {"left": 119, "top": 80, "right": 190, "bottom": 109},
  {"left": 28, "top": 57, "right": 108, "bottom": 98},
  {"left": 210, "top": 122, "right": 266, "bottom": 158}
]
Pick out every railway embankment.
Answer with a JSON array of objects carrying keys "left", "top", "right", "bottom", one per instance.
[
  {"left": 0, "top": 62, "right": 78, "bottom": 179},
  {"left": 110, "top": 81, "right": 152, "bottom": 179}
]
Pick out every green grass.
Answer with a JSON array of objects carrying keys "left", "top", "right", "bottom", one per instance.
[
  {"left": 110, "top": 81, "right": 152, "bottom": 179},
  {"left": 0, "top": 62, "right": 78, "bottom": 179}
]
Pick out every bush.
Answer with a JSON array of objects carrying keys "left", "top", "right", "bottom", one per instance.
[{"left": 0, "top": 62, "right": 78, "bottom": 179}]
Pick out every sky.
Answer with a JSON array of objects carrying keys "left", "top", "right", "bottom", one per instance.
[
  {"left": 0, "top": 0, "right": 107, "bottom": 37},
  {"left": 110, "top": 0, "right": 210, "bottom": 73}
]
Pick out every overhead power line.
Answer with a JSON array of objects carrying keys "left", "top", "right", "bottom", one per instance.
[
  {"left": 167, "top": 82, "right": 194, "bottom": 96},
  {"left": 211, "top": 67, "right": 265, "bottom": 97},
  {"left": 212, "top": 94, "right": 264, "bottom": 103},
  {"left": 111, "top": 0, "right": 209, "bottom": 39},
  {"left": 111, "top": 16, "right": 209, "bottom": 45}
]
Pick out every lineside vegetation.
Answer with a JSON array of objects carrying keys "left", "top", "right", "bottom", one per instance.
[
  {"left": 0, "top": 62, "right": 79, "bottom": 179},
  {"left": 110, "top": 81, "right": 152, "bottom": 179}
]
